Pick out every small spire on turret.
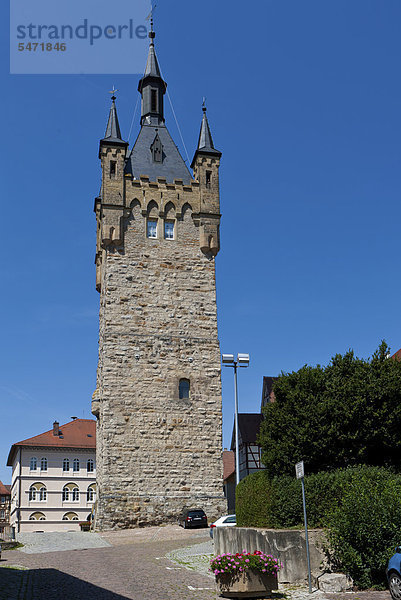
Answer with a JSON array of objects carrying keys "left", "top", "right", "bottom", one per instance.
[{"left": 190, "top": 101, "right": 221, "bottom": 168}]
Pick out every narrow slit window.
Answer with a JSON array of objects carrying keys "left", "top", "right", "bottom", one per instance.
[
  {"left": 147, "top": 219, "right": 157, "bottom": 239},
  {"left": 179, "top": 378, "right": 190, "bottom": 399},
  {"left": 151, "top": 89, "right": 157, "bottom": 112},
  {"left": 110, "top": 161, "right": 116, "bottom": 178},
  {"left": 164, "top": 221, "right": 174, "bottom": 240},
  {"left": 205, "top": 171, "right": 212, "bottom": 188}
]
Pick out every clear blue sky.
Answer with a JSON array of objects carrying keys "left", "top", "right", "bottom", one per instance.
[{"left": 1, "top": 0, "right": 400, "bottom": 483}]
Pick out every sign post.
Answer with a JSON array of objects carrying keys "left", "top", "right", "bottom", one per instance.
[{"left": 295, "top": 460, "right": 312, "bottom": 593}]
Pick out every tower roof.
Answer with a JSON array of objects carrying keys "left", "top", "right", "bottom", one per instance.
[
  {"left": 101, "top": 95, "right": 127, "bottom": 146},
  {"left": 127, "top": 24, "right": 191, "bottom": 184},
  {"left": 191, "top": 105, "right": 221, "bottom": 168}
]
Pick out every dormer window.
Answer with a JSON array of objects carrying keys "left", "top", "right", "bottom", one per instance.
[{"left": 150, "top": 133, "right": 163, "bottom": 163}]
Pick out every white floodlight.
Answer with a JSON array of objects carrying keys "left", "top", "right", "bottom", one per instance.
[
  {"left": 237, "top": 353, "right": 250, "bottom": 366},
  {"left": 222, "top": 353, "right": 235, "bottom": 364}
]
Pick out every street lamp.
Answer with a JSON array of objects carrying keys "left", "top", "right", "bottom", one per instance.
[{"left": 222, "top": 353, "right": 250, "bottom": 486}]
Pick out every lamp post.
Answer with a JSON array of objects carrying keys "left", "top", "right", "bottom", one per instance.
[{"left": 222, "top": 353, "right": 250, "bottom": 486}]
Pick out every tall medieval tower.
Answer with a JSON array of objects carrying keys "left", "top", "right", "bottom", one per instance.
[{"left": 91, "top": 26, "right": 226, "bottom": 528}]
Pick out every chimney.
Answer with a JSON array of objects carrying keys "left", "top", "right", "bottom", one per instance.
[{"left": 53, "top": 421, "right": 59, "bottom": 436}]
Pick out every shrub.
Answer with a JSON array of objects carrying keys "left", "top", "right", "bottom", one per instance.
[
  {"left": 326, "top": 467, "right": 401, "bottom": 588},
  {"left": 236, "top": 466, "right": 401, "bottom": 588},
  {"left": 258, "top": 342, "right": 401, "bottom": 477}
]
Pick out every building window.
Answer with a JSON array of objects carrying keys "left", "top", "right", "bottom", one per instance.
[
  {"left": 63, "top": 483, "right": 79, "bottom": 502},
  {"left": 147, "top": 219, "right": 157, "bottom": 239},
  {"left": 179, "top": 378, "right": 190, "bottom": 399},
  {"left": 63, "top": 458, "right": 70, "bottom": 472},
  {"left": 40, "top": 457, "right": 47, "bottom": 471},
  {"left": 151, "top": 89, "right": 157, "bottom": 112},
  {"left": 87, "top": 484, "right": 96, "bottom": 503},
  {"left": 164, "top": 221, "right": 174, "bottom": 240},
  {"left": 62, "top": 512, "right": 78, "bottom": 521},
  {"left": 73, "top": 458, "right": 80, "bottom": 472},
  {"left": 0, "top": 510, "right": 5, "bottom": 519},
  {"left": 110, "top": 160, "right": 116, "bottom": 178},
  {"left": 1, "top": 496, "right": 5, "bottom": 503},
  {"left": 30, "top": 457, "right": 37, "bottom": 471},
  {"left": 29, "top": 483, "right": 46, "bottom": 501},
  {"left": 29, "top": 512, "right": 45, "bottom": 521},
  {"left": 206, "top": 170, "right": 212, "bottom": 188},
  {"left": 87, "top": 459, "right": 94, "bottom": 473}
]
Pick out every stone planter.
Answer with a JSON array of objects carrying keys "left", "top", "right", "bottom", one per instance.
[{"left": 216, "top": 570, "right": 278, "bottom": 598}]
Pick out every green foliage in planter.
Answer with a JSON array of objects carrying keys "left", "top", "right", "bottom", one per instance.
[{"left": 258, "top": 341, "right": 401, "bottom": 477}]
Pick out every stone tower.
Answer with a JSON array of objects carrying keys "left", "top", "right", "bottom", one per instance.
[{"left": 92, "top": 27, "right": 226, "bottom": 528}]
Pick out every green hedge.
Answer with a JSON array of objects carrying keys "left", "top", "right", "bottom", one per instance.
[{"left": 236, "top": 466, "right": 401, "bottom": 587}]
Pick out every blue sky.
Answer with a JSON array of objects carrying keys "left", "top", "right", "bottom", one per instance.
[{"left": 1, "top": 0, "right": 400, "bottom": 483}]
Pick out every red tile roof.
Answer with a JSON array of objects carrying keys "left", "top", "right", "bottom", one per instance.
[
  {"left": 0, "top": 481, "right": 11, "bottom": 496},
  {"left": 7, "top": 419, "right": 96, "bottom": 466},
  {"left": 391, "top": 349, "right": 401, "bottom": 360},
  {"left": 223, "top": 450, "right": 235, "bottom": 481}
]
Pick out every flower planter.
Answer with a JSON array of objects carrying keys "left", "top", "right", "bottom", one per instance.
[{"left": 216, "top": 570, "right": 278, "bottom": 598}]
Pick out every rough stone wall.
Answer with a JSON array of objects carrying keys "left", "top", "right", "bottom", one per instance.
[{"left": 93, "top": 157, "right": 226, "bottom": 529}]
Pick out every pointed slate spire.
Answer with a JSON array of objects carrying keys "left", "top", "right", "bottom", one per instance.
[
  {"left": 138, "top": 23, "right": 167, "bottom": 125},
  {"left": 99, "top": 91, "right": 128, "bottom": 157},
  {"left": 102, "top": 92, "right": 124, "bottom": 143},
  {"left": 191, "top": 102, "right": 221, "bottom": 168}
]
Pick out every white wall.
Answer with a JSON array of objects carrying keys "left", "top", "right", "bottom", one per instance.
[{"left": 10, "top": 447, "right": 96, "bottom": 532}]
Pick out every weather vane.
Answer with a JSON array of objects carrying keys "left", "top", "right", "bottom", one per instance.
[
  {"left": 109, "top": 85, "right": 118, "bottom": 100},
  {"left": 202, "top": 96, "right": 207, "bottom": 111},
  {"left": 146, "top": 3, "right": 157, "bottom": 31}
]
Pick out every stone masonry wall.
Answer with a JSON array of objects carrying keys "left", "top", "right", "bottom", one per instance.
[{"left": 93, "top": 166, "right": 226, "bottom": 528}]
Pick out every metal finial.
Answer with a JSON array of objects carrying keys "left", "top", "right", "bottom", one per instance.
[
  {"left": 146, "top": 3, "right": 157, "bottom": 40},
  {"left": 109, "top": 86, "right": 118, "bottom": 101},
  {"left": 202, "top": 97, "right": 207, "bottom": 112}
]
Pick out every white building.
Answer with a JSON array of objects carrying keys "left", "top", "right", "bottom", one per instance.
[{"left": 7, "top": 419, "right": 96, "bottom": 532}]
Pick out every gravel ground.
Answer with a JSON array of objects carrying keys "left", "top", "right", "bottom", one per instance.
[{"left": 16, "top": 531, "right": 111, "bottom": 553}]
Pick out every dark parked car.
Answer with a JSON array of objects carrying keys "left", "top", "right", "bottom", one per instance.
[
  {"left": 387, "top": 546, "right": 401, "bottom": 600},
  {"left": 178, "top": 509, "right": 208, "bottom": 529}
]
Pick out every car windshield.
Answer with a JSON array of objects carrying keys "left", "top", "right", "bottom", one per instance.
[
  {"left": 223, "top": 516, "right": 236, "bottom": 523},
  {"left": 188, "top": 511, "right": 205, "bottom": 517}
]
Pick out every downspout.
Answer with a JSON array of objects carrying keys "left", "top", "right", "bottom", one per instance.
[{"left": 17, "top": 447, "right": 21, "bottom": 533}]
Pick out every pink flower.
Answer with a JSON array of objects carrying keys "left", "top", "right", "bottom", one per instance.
[{"left": 245, "top": 559, "right": 250, "bottom": 563}]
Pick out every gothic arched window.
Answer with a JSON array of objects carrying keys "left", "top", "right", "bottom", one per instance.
[{"left": 179, "top": 378, "right": 190, "bottom": 399}]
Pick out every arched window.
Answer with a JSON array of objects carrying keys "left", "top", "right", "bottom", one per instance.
[
  {"left": 62, "top": 512, "right": 78, "bottom": 521},
  {"left": 29, "top": 483, "right": 46, "bottom": 501},
  {"left": 179, "top": 378, "right": 190, "bottom": 399},
  {"left": 87, "top": 459, "right": 94, "bottom": 473},
  {"left": 29, "top": 512, "right": 45, "bottom": 521},
  {"left": 30, "top": 457, "right": 37, "bottom": 471},
  {"left": 87, "top": 484, "right": 96, "bottom": 503},
  {"left": 73, "top": 458, "right": 79, "bottom": 472},
  {"left": 63, "top": 483, "right": 79, "bottom": 502},
  {"left": 63, "top": 458, "right": 69, "bottom": 472},
  {"left": 40, "top": 457, "right": 47, "bottom": 471}
]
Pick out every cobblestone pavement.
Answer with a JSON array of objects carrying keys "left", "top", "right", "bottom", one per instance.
[
  {"left": 0, "top": 526, "right": 392, "bottom": 600},
  {"left": 16, "top": 532, "right": 111, "bottom": 553}
]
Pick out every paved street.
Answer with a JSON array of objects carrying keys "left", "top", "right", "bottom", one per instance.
[{"left": 0, "top": 526, "right": 393, "bottom": 600}]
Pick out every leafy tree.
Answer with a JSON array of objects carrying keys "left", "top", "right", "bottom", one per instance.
[{"left": 259, "top": 341, "right": 401, "bottom": 477}]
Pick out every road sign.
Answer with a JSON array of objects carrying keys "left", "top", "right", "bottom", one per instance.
[{"left": 295, "top": 460, "right": 304, "bottom": 480}]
